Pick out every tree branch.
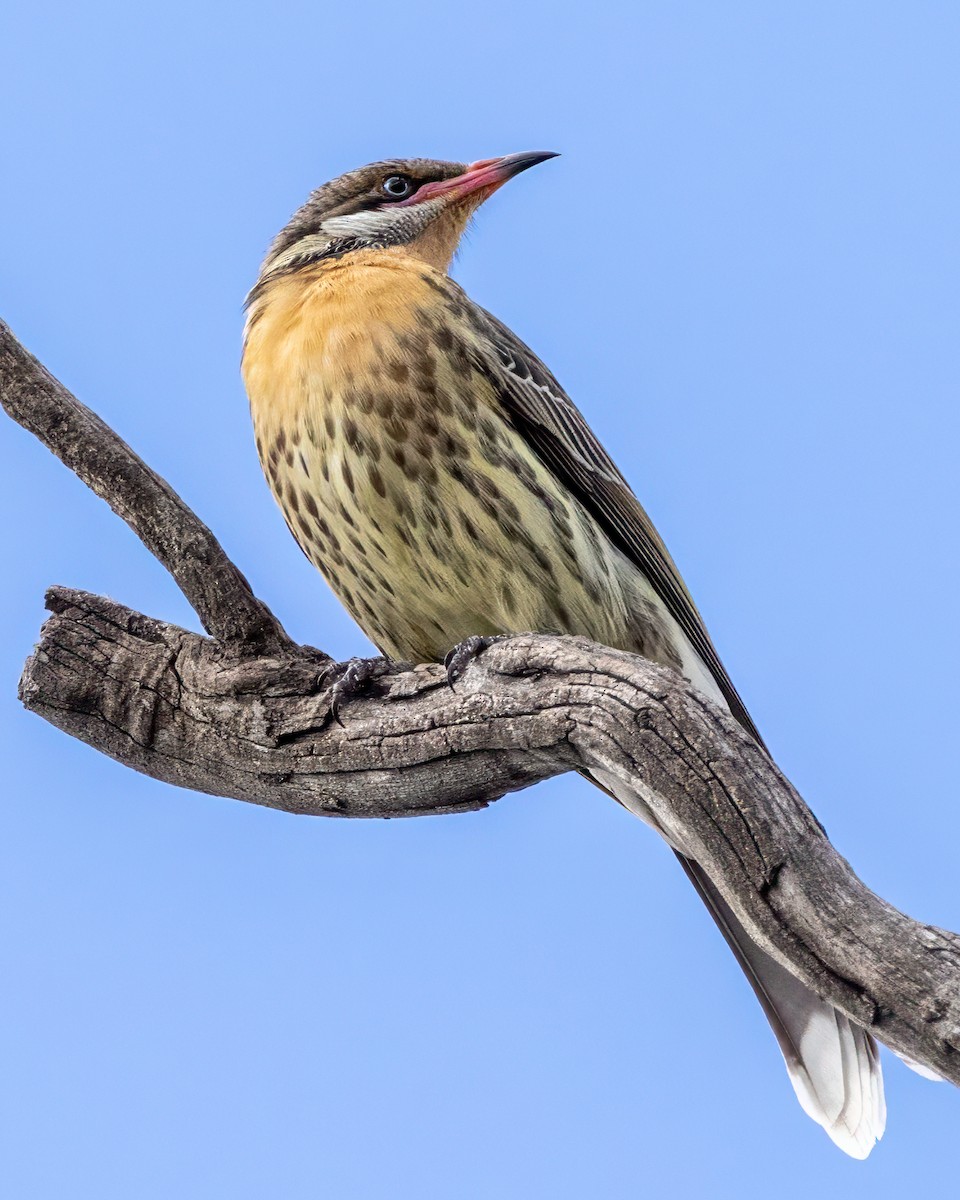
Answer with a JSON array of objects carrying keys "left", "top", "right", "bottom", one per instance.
[
  {"left": 4, "top": 320, "right": 959, "bottom": 1087},
  {"left": 0, "top": 320, "right": 294, "bottom": 655}
]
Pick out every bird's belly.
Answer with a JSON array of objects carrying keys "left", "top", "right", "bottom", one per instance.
[{"left": 258, "top": 398, "right": 649, "bottom": 664}]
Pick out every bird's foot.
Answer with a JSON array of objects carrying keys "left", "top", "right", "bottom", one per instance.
[
  {"left": 444, "top": 635, "right": 507, "bottom": 688},
  {"left": 319, "top": 655, "right": 397, "bottom": 725}
]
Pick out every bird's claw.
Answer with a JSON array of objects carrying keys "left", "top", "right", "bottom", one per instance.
[
  {"left": 444, "top": 635, "right": 504, "bottom": 689},
  {"left": 319, "top": 656, "right": 394, "bottom": 725}
]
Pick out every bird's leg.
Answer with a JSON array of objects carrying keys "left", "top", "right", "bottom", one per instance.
[
  {"left": 319, "top": 656, "right": 402, "bottom": 725},
  {"left": 444, "top": 634, "right": 508, "bottom": 688}
]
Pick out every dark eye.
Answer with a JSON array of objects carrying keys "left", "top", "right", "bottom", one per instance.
[{"left": 381, "top": 174, "right": 415, "bottom": 200}]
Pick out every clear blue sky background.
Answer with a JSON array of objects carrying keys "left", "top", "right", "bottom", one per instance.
[{"left": 2, "top": 3, "right": 959, "bottom": 1196}]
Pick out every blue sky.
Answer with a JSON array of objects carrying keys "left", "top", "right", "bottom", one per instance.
[{"left": 2, "top": 3, "right": 959, "bottom": 1196}]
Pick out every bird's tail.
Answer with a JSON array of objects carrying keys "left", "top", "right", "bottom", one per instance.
[
  {"left": 588, "top": 766, "right": 885, "bottom": 1157},
  {"left": 676, "top": 852, "right": 885, "bottom": 1158}
]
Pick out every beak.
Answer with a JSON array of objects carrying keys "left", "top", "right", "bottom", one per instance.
[{"left": 400, "top": 151, "right": 559, "bottom": 206}]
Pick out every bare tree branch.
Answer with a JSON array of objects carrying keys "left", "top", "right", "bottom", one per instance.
[
  {"left": 4, "top": 320, "right": 959, "bottom": 1087},
  {"left": 0, "top": 320, "right": 294, "bottom": 655}
]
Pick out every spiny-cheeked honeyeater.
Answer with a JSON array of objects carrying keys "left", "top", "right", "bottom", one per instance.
[{"left": 241, "top": 152, "right": 884, "bottom": 1157}]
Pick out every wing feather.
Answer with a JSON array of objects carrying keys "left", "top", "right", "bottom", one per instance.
[{"left": 470, "top": 306, "right": 764, "bottom": 747}]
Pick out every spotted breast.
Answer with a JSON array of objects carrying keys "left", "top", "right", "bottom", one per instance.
[{"left": 242, "top": 249, "right": 682, "bottom": 667}]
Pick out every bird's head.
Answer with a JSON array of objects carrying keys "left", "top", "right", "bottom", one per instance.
[{"left": 255, "top": 151, "right": 558, "bottom": 284}]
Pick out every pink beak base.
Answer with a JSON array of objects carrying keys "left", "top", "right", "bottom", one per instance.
[{"left": 399, "top": 151, "right": 559, "bottom": 207}]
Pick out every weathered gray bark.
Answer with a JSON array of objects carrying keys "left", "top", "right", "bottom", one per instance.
[{"left": 3, "top": 319, "right": 959, "bottom": 1085}]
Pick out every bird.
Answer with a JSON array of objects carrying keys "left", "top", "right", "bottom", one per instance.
[{"left": 241, "top": 151, "right": 885, "bottom": 1156}]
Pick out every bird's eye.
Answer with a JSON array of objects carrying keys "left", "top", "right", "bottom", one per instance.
[{"left": 381, "top": 174, "right": 415, "bottom": 200}]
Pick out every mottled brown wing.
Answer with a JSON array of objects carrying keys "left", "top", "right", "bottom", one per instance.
[{"left": 470, "top": 305, "right": 765, "bottom": 748}]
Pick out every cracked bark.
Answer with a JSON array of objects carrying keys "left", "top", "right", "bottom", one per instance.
[{"left": 3, "top": 318, "right": 959, "bottom": 1085}]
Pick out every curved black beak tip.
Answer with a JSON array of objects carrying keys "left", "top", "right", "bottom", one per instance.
[{"left": 507, "top": 150, "right": 561, "bottom": 176}]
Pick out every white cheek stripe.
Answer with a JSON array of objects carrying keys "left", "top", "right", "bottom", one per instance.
[
  {"left": 320, "top": 197, "right": 444, "bottom": 243},
  {"left": 250, "top": 196, "right": 448, "bottom": 310},
  {"left": 320, "top": 209, "right": 403, "bottom": 239}
]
